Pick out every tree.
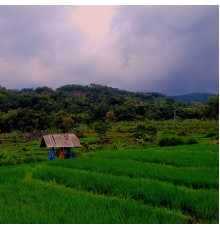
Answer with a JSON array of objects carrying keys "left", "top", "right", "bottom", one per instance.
[
  {"left": 94, "top": 121, "right": 110, "bottom": 142},
  {"left": 105, "top": 111, "right": 117, "bottom": 123},
  {"left": 0, "top": 111, "right": 13, "bottom": 133},
  {"left": 61, "top": 117, "right": 74, "bottom": 132},
  {"left": 114, "top": 98, "right": 137, "bottom": 121},
  {"left": 205, "top": 95, "right": 219, "bottom": 119},
  {"left": 52, "top": 110, "right": 75, "bottom": 132}
]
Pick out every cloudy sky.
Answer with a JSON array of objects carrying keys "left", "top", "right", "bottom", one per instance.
[{"left": 0, "top": 4, "right": 219, "bottom": 95}]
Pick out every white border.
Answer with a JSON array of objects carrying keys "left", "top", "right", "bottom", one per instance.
[
  {"left": 0, "top": 0, "right": 219, "bottom": 5},
  {"left": 0, "top": 0, "right": 219, "bottom": 228}
]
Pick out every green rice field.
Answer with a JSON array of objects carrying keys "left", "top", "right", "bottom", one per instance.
[{"left": 0, "top": 144, "right": 218, "bottom": 224}]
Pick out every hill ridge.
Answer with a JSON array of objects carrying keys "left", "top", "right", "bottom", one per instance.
[{"left": 170, "top": 93, "right": 215, "bottom": 103}]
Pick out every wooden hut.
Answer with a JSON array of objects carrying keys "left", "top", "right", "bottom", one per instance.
[{"left": 40, "top": 134, "right": 81, "bottom": 148}]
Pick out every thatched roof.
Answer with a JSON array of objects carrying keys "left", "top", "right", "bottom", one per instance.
[{"left": 40, "top": 134, "right": 81, "bottom": 148}]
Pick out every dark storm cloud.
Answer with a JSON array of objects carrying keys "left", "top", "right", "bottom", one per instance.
[
  {"left": 109, "top": 5, "right": 219, "bottom": 95},
  {"left": 0, "top": 5, "right": 218, "bottom": 95}
]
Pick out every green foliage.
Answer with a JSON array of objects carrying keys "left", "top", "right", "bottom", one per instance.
[
  {"left": 24, "top": 126, "right": 34, "bottom": 133},
  {"left": 204, "top": 131, "right": 219, "bottom": 141},
  {"left": 171, "top": 93, "right": 215, "bottom": 104},
  {"left": 0, "top": 151, "right": 46, "bottom": 166},
  {"left": 105, "top": 110, "right": 117, "bottom": 123},
  {"left": 158, "top": 135, "right": 184, "bottom": 147},
  {"left": 205, "top": 94, "right": 219, "bottom": 119},
  {"left": 0, "top": 136, "right": 218, "bottom": 223},
  {"left": 71, "top": 124, "right": 88, "bottom": 138},
  {"left": 0, "top": 174, "right": 189, "bottom": 223},
  {"left": 205, "top": 131, "right": 218, "bottom": 138},
  {"left": 89, "top": 145, "right": 219, "bottom": 168},
  {"left": 94, "top": 121, "right": 110, "bottom": 142},
  {"left": 33, "top": 165, "right": 218, "bottom": 222},
  {"left": 185, "top": 138, "right": 198, "bottom": 145},
  {"left": 48, "top": 156, "right": 218, "bottom": 189},
  {"left": 0, "top": 135, "right": 48, "bottom": 166},
  {"left": 0, "top": 84, "right": 215, "bottom": 133},
  {"left": 52, "top": 111, "right": 75, "bottom": 132},
  {"left": 133, "top": 123, "right": 157, "bottom": 145},
  {"left": 1, "top": 144, "right": 219, "bottom": 224}
]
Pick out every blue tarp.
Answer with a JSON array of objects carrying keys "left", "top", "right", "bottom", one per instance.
[
  {"left": 70, "top": 151, "right": 75, "bottom": 158},
  {"left": 49, "top": 148, "right": 55, "bottom": 160}
]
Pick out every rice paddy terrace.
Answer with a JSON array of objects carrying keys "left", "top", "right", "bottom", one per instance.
[{"left": 0, "top": 144, "right": 218, "bottom": 224}]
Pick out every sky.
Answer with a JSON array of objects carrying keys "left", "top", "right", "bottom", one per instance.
[{"left": 0, "top": 3, "right": 219, "bottom": 95}]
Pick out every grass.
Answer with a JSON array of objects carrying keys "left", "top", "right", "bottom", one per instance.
[
  {"left": 0, "top": 119, "right": 218, "bottom": 223},
  {"left": 0, "top": 143, "right": 218, "bottom": 224},
  {"left": 87, "top": 144, "right": 219, "bottom": 168},
  {"left": 32, "top": 165, "right": 218, "bottom": 222},
  {"left": 0, "top": 139, "right": 48, "bottom": 166},
  {"left": 0, "top": 165, "right": 190, "bottom": 224},
  {"left": 46, "top": 156, "right": 218, "bottom": 189}
]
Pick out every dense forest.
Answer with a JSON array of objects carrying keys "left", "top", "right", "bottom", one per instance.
[
  {"left": 170, "top": 93, "right": 215, "bottom": 103},
  {"left": 0, "top": 84, "right": 218, "bottom": 133}
]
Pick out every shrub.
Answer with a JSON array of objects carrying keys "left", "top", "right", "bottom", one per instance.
[
  {"left": 24, "top": 126, "right": 34, "bottom": 133},
  {"left": 72, "top": 125, "right": 86, "bottom": 138},
  {"left": 185, "top": 138, "right": 198, "bottom": 145},
  {"left": 133, "top": 132, "right": 144, "bottom": 139},
  {"left": 134, "top": 124, "right": 157, "bottom": 144},
  {"left": 136, "top": 124, "right": 148, "bottom": 132},
  {"left": 94, "top": 121, "right": 110, "bottom": 142},
  {"left": 158, "top": 136, "right": 184, "bottom": 147},
  {"left": 205, "top": 131, "right": 219, "bottom": 140}
]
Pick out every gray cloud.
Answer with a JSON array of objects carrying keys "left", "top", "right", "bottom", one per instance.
[
  {"left": 0, "top": 5, "right": 218, "bottom": 95},
  {"left": 108, "top": 6, "right": 219, "bottom": 95}
]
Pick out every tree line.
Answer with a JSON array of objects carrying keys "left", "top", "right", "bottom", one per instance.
[{"left": 0, "top": 84, "right": 218, "bottom": 133}]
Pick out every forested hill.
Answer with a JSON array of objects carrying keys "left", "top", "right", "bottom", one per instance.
[
  {"left": 0, "top": 84, "right": 218, "bottom": 133},
  {"left": 56, "top": 84, "right": 168, "bottom": 101},
  {"left": 0, "top": 83, "right": 170, "bottom": 114},
  {"left": 170, "top": 93, "right": 216, "bottom": 104}
]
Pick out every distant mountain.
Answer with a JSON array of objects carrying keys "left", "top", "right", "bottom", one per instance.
[
  {"left": 170, "top": 93, "right": 216, "bottom": 104},
  {"left": 56, "top": 84, "right": 169, "bottom": 101}
]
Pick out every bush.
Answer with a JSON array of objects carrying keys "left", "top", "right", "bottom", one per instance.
[
  {"left": 136, "top": 124, "right": 148, "bottom": 132},
  {"left": 24, "top": 126, "right": 34, "bottom": 133},
  {"left": 94, "top": 121, "right": 110, "bottom": 142},
  {"left": 205, "top": 131, "right": 219, "bottom": 140},
  {"left": 158, "top": 136, "right": 184, "bottom": 147},
  {"left": 134, "top": 124, "right": 157, "bottom": 144},
  {"left": 185, "top": 138, "right": 198, "bottom": 145},
  {"left": 133, "top": 132, "right": 144, "bottom": 139}
]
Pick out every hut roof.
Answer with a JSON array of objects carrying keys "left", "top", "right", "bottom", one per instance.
[{"left": 40, "top": 134, "right": 81, "bottom": 148}]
